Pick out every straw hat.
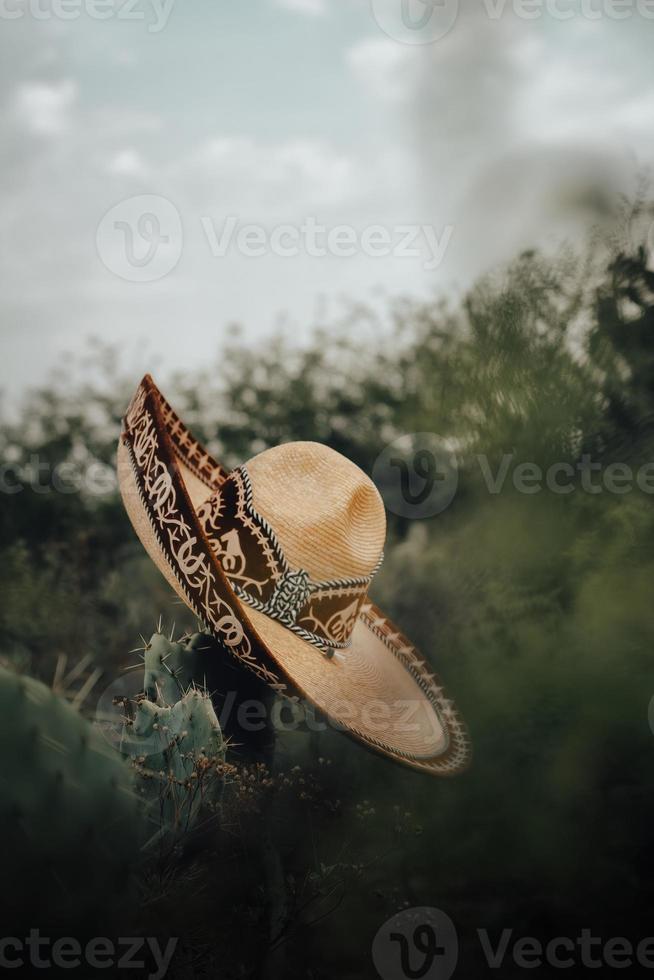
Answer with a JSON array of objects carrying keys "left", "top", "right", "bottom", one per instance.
[{"left": 117, "top": 375, "right": 470, "bottom": 776}]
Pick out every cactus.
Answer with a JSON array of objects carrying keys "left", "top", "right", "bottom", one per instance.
[
  {"left": 0, "top": 624, "right": 228, "bottom": 924},
  {"left": 124, "top": 688, "right": 226, "bottom": 840},
  {"left": 117, "top": 626, "right": 227, "bottom": 843},
  {"left": 0, "top": 664, "right": 145, "bottom": 927},
  {"left": 143, "top": 632, "right": 192, "bottom": 705},
  {"left": 142, "top": 629, "right": 214, "bottom": 706},
  {"left": 132, "top": 688, "right": 225, "bottom": 774}
]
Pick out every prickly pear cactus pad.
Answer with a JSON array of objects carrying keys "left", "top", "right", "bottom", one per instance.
[
  {"left": 0, "top": 665, "right": 144, "bottom": 928},
  {"left": 123, "top": 688, "right": 226, "bottom": 840},
  {"left": 142, "top": 629, "right": 213, "bottom": 705}
]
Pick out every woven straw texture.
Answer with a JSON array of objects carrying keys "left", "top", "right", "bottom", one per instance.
[
  {"left": 117, "top": 375, "right": 471, "bottom": 775},
  {"left": 247, "top": 442, "right": 386, "bottom": 582}
]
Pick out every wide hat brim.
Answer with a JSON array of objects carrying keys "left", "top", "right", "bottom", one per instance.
[{"left": 117, "top": 375, "right": 471, "bottom": 776}]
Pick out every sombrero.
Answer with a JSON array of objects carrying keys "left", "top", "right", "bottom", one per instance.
[{"left": 117, "top": 375, "right": 471, "bottom": 776}]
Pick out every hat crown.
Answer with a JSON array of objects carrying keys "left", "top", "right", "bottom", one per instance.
[
  {"left": 245, "top": 441, "right": 386, "bottom": 583},
  {"left": 119, "top": 376, "right": 470, "bottom": 773}
]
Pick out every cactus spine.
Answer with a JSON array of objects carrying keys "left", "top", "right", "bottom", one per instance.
[{"left": 124, "top": 630, "right": 226, "bottom": 841}]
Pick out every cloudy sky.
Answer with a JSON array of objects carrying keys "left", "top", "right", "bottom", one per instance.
[{"left": 1, "top": 0, "right": 653, "bottom": 401}]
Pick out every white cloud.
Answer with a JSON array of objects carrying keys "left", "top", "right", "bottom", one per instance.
[
  {"left": 273, "top": 0, "right": 326, "bottom": 15},
  {"left": 518, "top": 53, "right": 654, "bottom": 155},
  {"left": 346, "top": 37, "right": 415, "bottom": 104},
  {"left": 0, "top": 3, "right": 652, "bottom": 402},
  {"left": 13, "top": 79, "right": 77, "bottom": 136},
  {"left": 176, "top": 136, "right": 358, "bottom": 216},
  {"left": 107, "top": 149, "right": 150, "bottom": 178}
]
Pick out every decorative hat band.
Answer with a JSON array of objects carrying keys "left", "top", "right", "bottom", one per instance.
[
  {"left": 119, "top": 374, "right": 472, "bottom": 776},
  {"left": 197, "top": 467, "right": 382, "bottom": 657}
]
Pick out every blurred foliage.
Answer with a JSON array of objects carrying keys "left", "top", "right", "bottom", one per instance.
[{"left": 1, "top": 235, "right": 654, "bottom": 976}]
